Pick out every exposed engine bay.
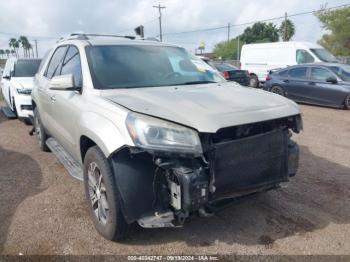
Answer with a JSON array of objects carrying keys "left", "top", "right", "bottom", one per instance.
[{"left": 110, "top": 115, "right": 302, "bottom": 228}]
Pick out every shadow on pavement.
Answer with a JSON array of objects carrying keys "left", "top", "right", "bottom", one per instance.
[
  {"left": 123, "top": 145, "right": 350, "bottom": 247},
  {"left": 0, "top": 146, "right": 43, "bottom": 254}
]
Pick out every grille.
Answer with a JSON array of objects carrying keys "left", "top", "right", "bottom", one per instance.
[{"left": 212, "top": 129, "right": 288, "bottom": 198}]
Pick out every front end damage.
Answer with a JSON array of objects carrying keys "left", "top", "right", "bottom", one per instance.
[{"left": 110, "top": 115, "right": 302, "bottom": 228}]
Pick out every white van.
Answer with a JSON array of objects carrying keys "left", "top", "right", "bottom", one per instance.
[{"left": 240, "top": 41, "right": 338, "bottom": 87}]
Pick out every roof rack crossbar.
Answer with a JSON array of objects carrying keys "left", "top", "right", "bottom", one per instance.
[{"left": 56, "top": 33, "right": 137, "bottom": 43}]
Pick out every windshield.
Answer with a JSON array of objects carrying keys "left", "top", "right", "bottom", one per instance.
[
  {"left": 13, "top": 60, "right": 41, "bottom": 77},
  {"left": 328, "top": 64, "right": 350, "bottom": 82},
  {"left": 86, "top": 45, "right": 224, "bottom": 89},
  {"left": 310, "top": 48, "right": 338, "bottom": 63}
]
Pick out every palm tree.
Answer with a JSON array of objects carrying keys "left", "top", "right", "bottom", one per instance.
[
  {"left": 11, "top": 50, "right": 16, "bottom": 57},
  {"left": 0, "top": 49, "right": 4, "bottom": 58},
  {"left": 27, "top": 42, "right": 33, "bottom": 58},
  {"left": 5, "top": 49, "right": 10, "bottom": 58},
  {"left": 9, "top": 38, "right": 20, "bottom": 57},
  {"left": 19, "top": 36, "right": 30, "bottom": 57}
]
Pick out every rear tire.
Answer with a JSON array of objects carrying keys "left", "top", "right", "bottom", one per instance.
[
  {"left": 83, "top": 146, "right": 131, "bottom": 241},
  {"left": 249, "top": 74, "right": 259, "bottom": 88},
  {"left": 344, "top": 95, "right": 350, "bottom": 110},
  {"left": 33, "top": 107, "right": 50, "bottom": 152},
  {"left": 270, "top": 86, "right": 285, "bottom": 96}
]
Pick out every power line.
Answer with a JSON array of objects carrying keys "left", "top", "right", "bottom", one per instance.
[
  {"left": 163, "top": 3, "right": 350, "bottom": 36},
  {"left": 153, "top": 3, "right": 166, "bottom": 41}
]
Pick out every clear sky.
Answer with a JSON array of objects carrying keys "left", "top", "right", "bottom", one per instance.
[{"left": 0, "top": 0, "right": 349, "bottom": 57}]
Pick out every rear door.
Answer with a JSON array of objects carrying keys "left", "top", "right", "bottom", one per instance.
[
  {"left": 283, "top": 67, "right": 310, "bottom": 101},
  {"left": 308, "top": 67, "right": 345, "bottom": 106}
]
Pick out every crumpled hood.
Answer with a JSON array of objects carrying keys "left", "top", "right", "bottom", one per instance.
[
  {"left": 101, "top": 82, "right": 300, "bottom": 133},
  {"left": 11, "top": 77, "right": 34, "bottom": 90}
]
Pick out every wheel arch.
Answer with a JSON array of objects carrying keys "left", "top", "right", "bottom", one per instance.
[{"left": 78, "top": 112, "right": 131, "bottom": 162}]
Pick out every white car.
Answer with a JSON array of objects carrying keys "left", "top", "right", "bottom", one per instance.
[
  {"left": 240, "top": 41, "right": 338, "bottom": 88},
  {"left": 1, "top": 58, "right": 41, "bottom": 123}
]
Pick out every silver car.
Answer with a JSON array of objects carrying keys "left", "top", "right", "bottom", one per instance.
[{"left": 31, "top": 34, "right": 302, "bottom": 240}]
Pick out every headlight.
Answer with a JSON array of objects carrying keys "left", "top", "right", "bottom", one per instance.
[
  {"left": 126, "top": 112, "right": 202, "bottom": 155},
  {"left": 16, "top": 88, "right": 32, "bottom": 95}
]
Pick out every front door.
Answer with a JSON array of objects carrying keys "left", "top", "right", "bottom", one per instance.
[{"left": 48, "top": 45, "right": 83, "bottom": 160}]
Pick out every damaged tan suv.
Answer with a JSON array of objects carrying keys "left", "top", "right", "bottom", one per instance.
[{"left": 31, "top": 34, "right": 302, "bottom": 240}]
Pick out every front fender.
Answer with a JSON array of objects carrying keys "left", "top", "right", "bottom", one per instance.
[{"left": 78, "top": 112, "right": 131, "bottom": 161}]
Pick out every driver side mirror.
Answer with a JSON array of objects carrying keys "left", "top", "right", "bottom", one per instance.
[
  {"left": 49, "top": 74, "right": 79, "bottom": 91},
  {"left": 326, "top": 76, "right": 337, "bottom": 84}
]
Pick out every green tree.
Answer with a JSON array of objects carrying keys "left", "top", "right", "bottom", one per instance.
[
  {"left": 19, "top": 35, "right": 30, "bottom": 57},
  {"left": 9, "top": 38, "right": 20, "bottom": 57},
  {"left": 316, "top": 6, "right": 350, "bottom": 56},
  {"left": 213, "top": 38, "right": 241, "bottom": 60},
  {"left": 0, "top": 49, "right": 4, "bottom": 58},
  {"left": 279, "top": 19, "right": 295, "bottom": 41},
  {"left": 5, "top": 49, "right": 10, "bottom": 57},
  {"left": 240, "top": 22, "right": 279, "bottom": 44}
]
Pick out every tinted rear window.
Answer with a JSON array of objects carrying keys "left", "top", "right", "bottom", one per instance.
[
  {"left": 288, "top": 67, "right": 307, "bottom": 78},
  {"left": 278, "top": 70, "right": 289, "bottom": 76},
  {"left": 13, "top": 60, "right": 41, "bottom": 77},
  {"left": 213, "top": 63, "right": 237, "bottom": 72}
]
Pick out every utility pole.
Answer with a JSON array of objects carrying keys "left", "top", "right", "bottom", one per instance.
[
  {"left": 237, "top": 35, "right": 240, "bottom": 62},
  {"left": 153, "top": 3, "right": 166, "bottom": 42},
  {"left": 227, "top": 23, "right": 230, "bottom": 42},
  {"left": 34, "top": 40, "right": 38, "bottom": 58},
  {"left": 284, "top": 12, "right": 287, "bottom": 41}
]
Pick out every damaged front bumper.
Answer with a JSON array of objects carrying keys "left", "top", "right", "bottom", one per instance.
[{"left": 110, "top": 117, "right": 301, "bottom": 228}]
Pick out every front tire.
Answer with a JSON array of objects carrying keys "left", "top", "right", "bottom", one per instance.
[
  {"left": 33, "top": 107, "right": 50, "bottom": 152},
  {"left": 344, "top": 95, "right": 350, "bottom": 110},
  {"left": 83, "top": 146, "right": 131, "bottom": 241},
  {"left": 270, "top": 86, "right": 285, "bottom": 96}
]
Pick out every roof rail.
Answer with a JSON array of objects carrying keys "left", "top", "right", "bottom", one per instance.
[
  {"left": 56, "top": 33, "right": 137, "bottom": 43},
  {"left": 142, "top": 37, "right": 160, "bottom": 42}
]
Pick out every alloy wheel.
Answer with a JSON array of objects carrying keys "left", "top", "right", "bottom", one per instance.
[
  {"left": 346, "top": 95, "right": 350, "bottom": 108},
  {"left": 250, "top": 78, "right": 257, "bottom": 87},
  {"left": 87, "top": 162, "right": 110, "bottom": 225}
]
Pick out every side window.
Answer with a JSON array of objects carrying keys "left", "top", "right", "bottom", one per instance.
[
  {"left": 296, "top": 49, "right": 315, "bottom": 64},
  {"left": 311, "top": 67, "right": 334, "bottom": 82},
  {"left": 288, "top": 67, "right": 307, "bottom": 79},
  {"left": 45, "top": 46, "right": 67, "bottom": 79},
  {"left": 60, "top": 46, "right": 82, "bottom": 87},
  {"left": 278, "top": 70, "right": 289, "bottom": 77},
  {"left": 38, "top": 49, "right": 52, "bottom": 74}
]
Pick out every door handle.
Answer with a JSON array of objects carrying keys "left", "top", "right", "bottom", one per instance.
[
  {"left": 50, "top": 95, "right": 56, "bottom": 102},
  {"left": 283, "top": 79, "right": 289, "bottom": 83}
]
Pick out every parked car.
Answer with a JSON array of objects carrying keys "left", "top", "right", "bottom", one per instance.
[
  {"left": 264, "top": 63, "right": 350, "bottom": 109},
  {"left": 207, "top": 61, "right": 250, "bottom": 86},
  {"left": 32, "top": 34, "right": 302, "bottom": 240},
  {"left": 241, "top": 41, "right": 338, "bottom": 88},
  {"left": 1, "top": 58, "right": 41, "bottom": 123}
]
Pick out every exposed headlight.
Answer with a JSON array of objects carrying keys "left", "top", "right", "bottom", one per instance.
[
  {"left": 16, "top": 88, "right": 32, "bottom": 95},
  {"left": 126, "top": 112, "right": 202, "bottom": 155}
]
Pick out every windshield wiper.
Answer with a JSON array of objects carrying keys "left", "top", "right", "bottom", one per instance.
[{"left": 174, "top": 81, "right": 217, "bottom": 86}]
